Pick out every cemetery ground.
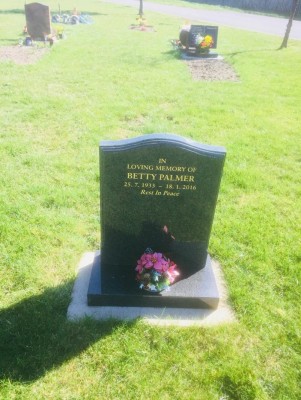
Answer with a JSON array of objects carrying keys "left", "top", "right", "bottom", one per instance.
[{"left": 0, "top": 0, "right": 300, "bottom": 398}]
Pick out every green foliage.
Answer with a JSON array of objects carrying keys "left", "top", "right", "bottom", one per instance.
[{"left": 0, "top": 0, "right": 300, "bottom": 398}]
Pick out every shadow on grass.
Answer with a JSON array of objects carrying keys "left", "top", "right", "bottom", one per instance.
[
  {"left": 0, "top": 9, "right": 106, "bottom": 16},
  {"left": 0, "top": 280, "right": 134, "bottom": 383},
  {"left": 162, "top": 49, "right": 182, "bottom": 60},
  {"left": 162, "top": 47, "right": 281, "bottom": 61},
  {"left": 0, "top": 9, "right": 24, "bottom": 15},
  {"left": 0, "top": 39, "right": 19, "bottom": 44},
  {"left": 224, "top": 47, "right": 280, "bottom": 58}
]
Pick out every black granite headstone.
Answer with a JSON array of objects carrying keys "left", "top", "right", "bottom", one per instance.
[
  {"left": 25, "top": 2, "right": 51, "bottom": 40},
  {"left": 88, "top": 134, "right": 226, "bottom": 308},
  {"left": 188, "top": 25, "right": 218, "bottom": 49}
]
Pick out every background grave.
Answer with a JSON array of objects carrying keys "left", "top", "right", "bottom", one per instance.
[{"left": 25, "top": 2, "right": 51, "bottom": 40}]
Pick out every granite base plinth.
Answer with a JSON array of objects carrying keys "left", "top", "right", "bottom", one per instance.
[
  {"left": 87, "top": 252, "right": 219, "bottom": 309},
  {"left": 181, "top": 52, "right": 223, "bottom": 60}
]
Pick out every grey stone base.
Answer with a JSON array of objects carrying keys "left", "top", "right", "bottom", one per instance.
[
  {"left": 181, "top": 52, "right": 223, "bottom": 60},
  {"left": 67, "top": 252, "right": 236, "bottom": 326},
  {"left": 87, "top": 252, "right": 219, "bottom": 309}
]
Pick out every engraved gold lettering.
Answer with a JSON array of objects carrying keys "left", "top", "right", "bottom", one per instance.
[
  {"left": 188, "top": 167, "right": 197, "bottom": 173},
  {"left": 163, "top": 190, "right": 180, "bottom": 197},
  {"left": 159, "top": 174, "right": 195, "bottom": 182},
  {"left": 127, "top": 172, "right": 157, "bottom": 180},
  {"left": 125, "top": 162, "right": 197, "bottom": 196},
  {"left": 140, "top": 189, "right": 154, "bottom": 195},
  {"left": 156, "top": 165, "right": 187, "bottom": 172},
  {"left": 175, "top": 175, "right": 195, "bottom": 182},
  {"left": 127, "top": 164, "right": 154, "bottom": 170}
]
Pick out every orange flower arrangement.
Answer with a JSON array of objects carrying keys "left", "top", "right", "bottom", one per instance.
[{"left": 195, "top": 34, "right": 214, "bottom": 53}]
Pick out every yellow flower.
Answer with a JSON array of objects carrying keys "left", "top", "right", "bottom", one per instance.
[{"left": 204, "top": 35, "right": 213, "bottom": 44}]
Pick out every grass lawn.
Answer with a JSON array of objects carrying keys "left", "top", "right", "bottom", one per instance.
[{"left": 0, "top": 0, "right": 300, "bottom": 399}]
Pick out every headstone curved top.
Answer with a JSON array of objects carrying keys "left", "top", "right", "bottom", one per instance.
[{"left": 101, "top": 133, "right": 224, "bottom": 155}]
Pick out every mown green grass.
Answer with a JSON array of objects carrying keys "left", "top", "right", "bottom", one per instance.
[{"left": 0, "top": 0, "right": 300, "bottom": 399}]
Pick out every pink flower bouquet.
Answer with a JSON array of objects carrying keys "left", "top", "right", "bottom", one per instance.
[{"left": 136, "top": 248, "right": 179, "bottom": 292}]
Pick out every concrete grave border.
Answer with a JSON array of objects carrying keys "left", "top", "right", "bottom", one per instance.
[{"left": 67, "top": 251, "right": 236, "bottom": 327}]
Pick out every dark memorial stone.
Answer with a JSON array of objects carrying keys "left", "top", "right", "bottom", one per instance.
[
  {"left": 188, "top": 25, "right": 218, "bottom": 49},
  {"left": 25, "top": 2, "right": 51, "bottom": 40},
  {"left": 88, "top": 134, "right": 226, "bottom": 309}
]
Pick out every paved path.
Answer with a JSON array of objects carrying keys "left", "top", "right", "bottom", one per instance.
[{"left": 105, "top": 0, "right": 301, "bottom": 40}]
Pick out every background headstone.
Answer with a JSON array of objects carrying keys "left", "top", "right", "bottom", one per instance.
[
  {"left": 25, "top": 2, "right": 51, "bottom": 40},
  {"left": 188, "top": 25, "right": 219, "bottom": 49},
  {"left": 88, "top": 134, "right": 226, "bottom": 308}
]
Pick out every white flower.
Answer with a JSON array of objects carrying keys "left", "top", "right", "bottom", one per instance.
[{"left": 195, "top": 34, "right": 204, "bottom": 45}]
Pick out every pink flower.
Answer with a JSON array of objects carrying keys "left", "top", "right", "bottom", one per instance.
[
  {"left": 136, "top": 253, "right": 153, "bottom": 272},
  {"left": 136, "top": 250, "right": 179, "bottom": 288},
  {"left": 166, "top": 262, "right": 179, "bottom": 283},
  {"left": 136, "top": 254, "right": 148, "bottom": 273},
  {"left": 152, "top": 252, "right": 167, "bottom": 272}
]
